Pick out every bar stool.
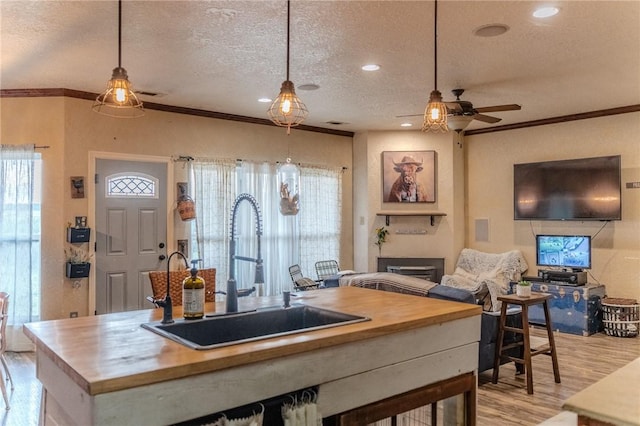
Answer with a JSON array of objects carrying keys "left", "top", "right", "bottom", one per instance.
[
  {"left": 492, "top": 292, "right": 561, "bottom": 394},
  {"left": 0, "top": 292, "right": 13, "bottom": 409}
]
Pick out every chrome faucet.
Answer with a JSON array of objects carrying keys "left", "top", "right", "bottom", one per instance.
[
  {"left": 227, "top": 193, "right": 264, "bottom": 313},
  {"left": 159, "top": 251, "right": 189, "bottom": 324}
]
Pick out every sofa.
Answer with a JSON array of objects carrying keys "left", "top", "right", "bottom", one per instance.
[{"left": 339, "top": 272, "right": 523, "bottom": 374}]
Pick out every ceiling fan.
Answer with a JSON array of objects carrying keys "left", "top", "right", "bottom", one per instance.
[{"left": 398, "top": 88, "right": 522, "bottom": 132}]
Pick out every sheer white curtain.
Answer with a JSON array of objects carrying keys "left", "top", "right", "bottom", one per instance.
[
  {"left": 0, "top": 144, "right": 41, "bottom": 351},
  {"left": 297, "top": 164, "right": 342, "bottom": 278},
  {"left": 236, "top": 161, "right": 298, "bottom": 295},
  {"left": 190, "top": 158, "right": 236, "bottom": 296},
  {"left": 190, "top": 158, "right": 342, "bottom": 296}
]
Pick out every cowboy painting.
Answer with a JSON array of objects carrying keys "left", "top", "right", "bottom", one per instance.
[{"left": 382, "top": 151, "right": 436, "bottom": 203}]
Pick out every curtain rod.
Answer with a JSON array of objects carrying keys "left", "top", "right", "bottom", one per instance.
[
  {"left": 35, "top": 145, "right": 50, "bottom": 149},
  {"left": 271, "top": 159, "right": 348, "bottom": 170},
  {"left": 185, "top": 157, "right": 348, "bottom": 170}
]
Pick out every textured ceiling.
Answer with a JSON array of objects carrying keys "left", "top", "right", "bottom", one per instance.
[{"left": 1, "top": 1, "right": 639, "bottom": 133}]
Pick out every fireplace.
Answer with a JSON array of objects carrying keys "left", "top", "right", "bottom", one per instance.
[{"left": 377, "top": 257, "right": 444, "bottom": 283}]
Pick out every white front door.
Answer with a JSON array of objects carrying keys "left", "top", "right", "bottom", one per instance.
[{"left": 95, "top": 159, "right": 168, "bottom": 314}]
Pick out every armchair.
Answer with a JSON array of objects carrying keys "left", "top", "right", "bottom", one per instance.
[
  {"left": 441, "top": 248, "right": 528, "bottom": 312},
  {"left": 315, "top": 260, "right": 339, "bottom": 283},
  {"left": 288, "top": 264, "right": 321, "bottom": 291}
]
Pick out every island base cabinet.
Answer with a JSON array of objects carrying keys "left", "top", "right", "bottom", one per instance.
[{"left": 36, "top": 317, "right": 480, "bottom": 426}]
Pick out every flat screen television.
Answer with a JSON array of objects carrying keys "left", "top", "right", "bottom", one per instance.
[
  {"left": 514, "top": 155, "right": 621, "bottom": 221},
  {"left": 536, "top": 234, "right": 591, "bottom": 271}
]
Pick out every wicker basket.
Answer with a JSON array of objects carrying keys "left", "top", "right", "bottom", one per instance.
[
  {"left": 149, "top": 268, "right": 216, "bottom": 305},
  {"left": 601, "top": 298, "right": 640, "bottom": 338}
]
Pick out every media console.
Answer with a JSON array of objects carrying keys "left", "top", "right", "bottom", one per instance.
[{"left": 510, "top": 282, "right": 605, "bottom": 336}]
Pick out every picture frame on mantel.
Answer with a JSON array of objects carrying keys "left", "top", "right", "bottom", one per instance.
[{"left": 382, "top": 151, "right": 436, "bottom": 203}]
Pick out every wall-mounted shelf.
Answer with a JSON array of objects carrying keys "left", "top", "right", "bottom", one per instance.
[{"left": 376, "top": 212, "right": 446, "bottom": 226}]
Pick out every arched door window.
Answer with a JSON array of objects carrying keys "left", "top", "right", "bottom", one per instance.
[{"left": 105, "top": 173, "right": 158, "bottom": 198}]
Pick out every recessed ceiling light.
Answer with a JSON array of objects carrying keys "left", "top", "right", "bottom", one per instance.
[
  {"left": 298, "top": 84, "right": 320, "bottom": 91},
  {"left": 474, "top": 24, "right": 510, "bottom": 37},
  {"left": 361, "top": 64, "right": 380, "bottom": 71},
  {"left": 400, "top": 123, "right": 413, "bottom": 127},
  {"left": 533, "top": 6, "right": 559, "bottom": 18},
  {"left": 258, "top": 97, "right": 272, "bottom": 103}
]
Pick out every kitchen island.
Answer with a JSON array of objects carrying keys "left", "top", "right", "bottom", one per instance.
[{"left": 24, "top": 286, "right": 481, "bottom": 425}]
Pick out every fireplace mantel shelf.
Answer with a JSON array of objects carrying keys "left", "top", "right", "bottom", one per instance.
[{"left": 376, "top": 212, "right": 446, "bottom": 226}]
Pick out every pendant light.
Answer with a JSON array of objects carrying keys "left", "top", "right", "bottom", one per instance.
[
  {"left": 278, "top": 157, "right": 301, "bottom": 215},
  {"left": 268, "top": 0, "right": 308, "bottom": 134},
  {"left": 92, "top": 0, "right": 144, "bottom": 118},
  {"left": 422, "top": 0, "right": 448, "bottom": 133}
]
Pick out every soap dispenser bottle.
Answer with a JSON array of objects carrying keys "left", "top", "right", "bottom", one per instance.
[{"left": 183, "top": 260, "right": 205, "bottom": 320}]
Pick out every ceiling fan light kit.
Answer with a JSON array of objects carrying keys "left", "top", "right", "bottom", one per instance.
[
  {"left": 268, "top": 0, "right": 308, "bottom": 135},
  {"left": 447, "top": 114, "right": 473, "bottom": 133},
  {"left": 422, "top": 0, "right": 448, "bottom": 133},
  {"left": 92, "top": 0, "right": 144, "bottom": 118}
]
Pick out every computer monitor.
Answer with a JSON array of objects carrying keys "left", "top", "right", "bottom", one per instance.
[{"left": 536, "top": 235, "right": 591, "bottom": 271}]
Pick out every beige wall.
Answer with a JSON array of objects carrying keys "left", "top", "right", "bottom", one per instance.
[
  {"left": 3, "top": 94, "right": 638, "bottom": 321},
  {"left": 1, "top": 96, "right": 353, "bottom": 320},
  {"left": 465, "top": 112, "right": 640, "bottom": 300},
  {"left": 352, "top": 130, "right": 464, "bottom": 275}
]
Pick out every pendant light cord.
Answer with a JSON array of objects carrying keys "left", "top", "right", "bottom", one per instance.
[
  {"left": 286, "top": 0, "right": 291, "bottom": 81},
  {"left": 433, "top": 0, "right": 438, "bottom": 91},
  {"left": 118, "top": 0, "right": 122, "bottom": 68}
]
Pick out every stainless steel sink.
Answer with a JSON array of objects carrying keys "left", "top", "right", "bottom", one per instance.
[{"left": 141, "top": 305, "right": 370, "bottom": 350}]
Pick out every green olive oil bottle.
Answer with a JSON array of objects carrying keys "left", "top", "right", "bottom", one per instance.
[{"left": 183, "top": 261, "right": 204, "bottom": 319}]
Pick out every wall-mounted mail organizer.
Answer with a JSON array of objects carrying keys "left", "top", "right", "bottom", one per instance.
[{"left": 67, "top": 227, "right": 91, "bottom": 243}]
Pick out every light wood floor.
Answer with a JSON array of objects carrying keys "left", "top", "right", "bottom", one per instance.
[{"left": 2, "top": 327, "right": 639, "bottom": 426}]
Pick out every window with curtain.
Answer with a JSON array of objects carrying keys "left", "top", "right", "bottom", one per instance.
[
  {"left": 0, "top": 144, "right": 41, "bottom": 351},
  {"left": 190, "top": 159, "right": 342, "bottom": 296}
]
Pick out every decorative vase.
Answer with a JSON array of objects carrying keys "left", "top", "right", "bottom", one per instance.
[{"left": 516, "top": 285, "right": 531, "bottom": 298}]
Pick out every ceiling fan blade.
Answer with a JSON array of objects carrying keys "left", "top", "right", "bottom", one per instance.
[
  {"left": 474, "top": 104, "right": 521, "bottom": 113},
  {"left": 473, "top": 114, "right": 502, "bottom": 124}
]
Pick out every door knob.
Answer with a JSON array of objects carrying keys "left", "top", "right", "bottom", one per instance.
[
  {"left": 159, "top": 255, "right": 166, "bottom": 261},
  {"left": 159, "top": 242, "right": 165, "bottom": 249}
]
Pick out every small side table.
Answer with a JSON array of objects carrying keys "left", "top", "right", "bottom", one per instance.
[{"left": 492, "top": 292, "right": 561, "bottom": 394}]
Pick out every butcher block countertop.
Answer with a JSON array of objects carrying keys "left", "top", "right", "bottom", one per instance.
[{"left": 24, "top": 286, "right": 480, "bottom": 397}]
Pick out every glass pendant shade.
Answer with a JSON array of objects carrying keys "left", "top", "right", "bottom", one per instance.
[
  {"left": 278, "top": 158, "right": 301, "bottom": 215},
  {"left": 422, "top": 89, "right": 448, "bottom": 132},
  {"left": 93, "top": 67, "right": 144, "bottom": 118},
  {"left": 268, "top": 81, "right": 308, "bottom": 135}
]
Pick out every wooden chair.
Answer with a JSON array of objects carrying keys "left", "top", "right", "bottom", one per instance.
[
  {"left": 148, "top": 268, "right": 216, "bottom": 305},
  {"left": 315, "top": 260, "right": 339, "bottom": 282},
  {"left": 289, "top": 264, "right": 320, "bottom": 291},
  {"left": 0, "top": 292, "right": 14, "bottom": 410}
]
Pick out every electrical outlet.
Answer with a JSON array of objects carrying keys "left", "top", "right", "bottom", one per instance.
[{"left": 70, "top": 312, "right": 78, "bottom": 318}]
